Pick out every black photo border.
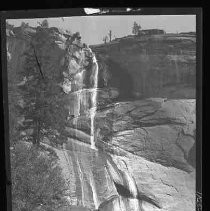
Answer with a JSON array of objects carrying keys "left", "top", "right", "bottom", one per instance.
[{"left": 0, "top": 7, "right": 202, "bottom": 211}]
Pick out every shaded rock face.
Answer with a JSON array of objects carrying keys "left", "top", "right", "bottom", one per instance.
[
  {"left": 105, "top": 99, "right": 196, "bottom": 172},
  {"left": 7, "top": 29, "right": 32, "bottom": 89},
  {"left": 99, "top": 59, "right": 134, "bottom": 100},
  {"left": 7, "top": 26, "right": 196, "bottom": 211},
  {"left": 92, "top": 34, "right": 196, "bottom": 99},
  {"left": 95, "top": 99, "right": 196, "bottom": 211},
  {"left": 56, "top": 99, "right": 196, "bottom": 211}
]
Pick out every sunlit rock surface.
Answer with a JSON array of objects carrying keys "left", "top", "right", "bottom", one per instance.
[{"left": 7, "top": 25, "right": 196, "bottom": 211}]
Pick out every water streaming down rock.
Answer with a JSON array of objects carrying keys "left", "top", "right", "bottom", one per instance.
[
  {"left": 90, "top": 54, "right": 99, "bottom": 150},
  {"left": 123, "top": 171, "right": 140, "bottom": 211},
  {"left": 88, "top": 51, "right": 101, "bottom": 209},
  {"left": 111, "top": 158, "right": 141, "bottom": 211},
  {"left": 7, "top": 25, "right": 196, "bottom": 211},
  {"left": 61, "top": 43, "right": 146, "bottom": 210},
  {"left": 62, "top": 44, "right": 101, "bottom": 209},
  {"left": 65, "top": 46, "right": 99, "bottom": 149},
  {"left": 81, "top": 48, "right": 99, "bottom": 208}
]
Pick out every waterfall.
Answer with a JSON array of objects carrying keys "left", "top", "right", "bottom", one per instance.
[
  {"left": 63, "top": 45, "right": 99, "bottom": 149},
  {"left": 88, "top": 52, "right": 99, "bottom": 208},
  {"left": 89, "top": 52, "right": 100, "bottom": 207},
  {"left": 62, "top": 43, "right": 100, "bottom": 209},
  {"left": 123, "top": 171, "right": 140, "bottom": 211},
  {"left": 89, "top": 52, "right": 99, "bottom": 150}
]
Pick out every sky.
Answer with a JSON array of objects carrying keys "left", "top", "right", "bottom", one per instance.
[{"left": 7, "top": 15, "right": 196, "bottom": 45}]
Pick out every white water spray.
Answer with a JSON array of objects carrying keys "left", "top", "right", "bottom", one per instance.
[
  {"left": 89, "top": 53, "right": 99, "bottom": 150},
  {"left": 62, "top": 44, "right": 100, "bottom": 208},
  {"left": 89, "top": 52, "right": 99, "bottom": 209}
]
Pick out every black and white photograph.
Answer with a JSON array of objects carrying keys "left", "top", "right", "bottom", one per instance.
[{"left": 2, "top": 8, "right": 201, "bottom": 211}]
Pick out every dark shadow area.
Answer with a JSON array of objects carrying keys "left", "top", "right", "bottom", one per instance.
[
  {"left": 113, "top": 181, "right": 161, "bottom": 209},
  {"left": 188, "top": 142, "right": 196, "bottom": 168},
  {"left": 102, "top": 59, "right": 134, "bottom": 101},
  {"left": 113, "top": 181, "right": 132, "bottom": 198}
]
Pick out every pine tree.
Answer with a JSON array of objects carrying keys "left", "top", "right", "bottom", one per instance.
[
  {"left": 38, "top": 19, "right": 49, "bottom": 28},
  {"left": 108, "top": 30, "right": 112, "bottom": 42},
  {"left": 11, "top": 142, "right": 69, "bottom": 210},
  {"left": 17, "top": 26, "right": 69, "bottom": 146},
  {"left": 132, "top": 21, "right": 141, "bottom": 35},
  {"left": 20, "top": 21, "right": 29, "bottom": 28},
  {"left": 7, "top": 23, "right": 22, "bottom": 145},
  {"left": 103, "top": 36, "right": 108, "bottom": 44}
]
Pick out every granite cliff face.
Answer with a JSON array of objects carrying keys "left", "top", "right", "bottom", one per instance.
[
  {"left": 91, "top": 34, "right": 196, "bottom": 99},
  {"left": 7, "top": 25, "right": 196, "bottom": 211}
]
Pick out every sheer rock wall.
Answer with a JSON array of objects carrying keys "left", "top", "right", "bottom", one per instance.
[{"left": 7, "top": 25, "right": 196, "bottom": 211}]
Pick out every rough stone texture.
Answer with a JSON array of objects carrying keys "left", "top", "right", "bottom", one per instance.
[
  {"left": 113, "top": 154, "right": 195, "bottom": 211},
  {"left": 94, "top": 98, "right": 196, "bottom": 211},
  {"left": 7, "top": 25, "right": 196, "bottom": 211},
  {"left": 61, "top": 98, "right": 196, "bottom": 211},
  {"left": 92, "top": 34, "right": 196, "bottom": 99},
  {"left": 96, "top": 99, "right": 195, "bottom": 172}
]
